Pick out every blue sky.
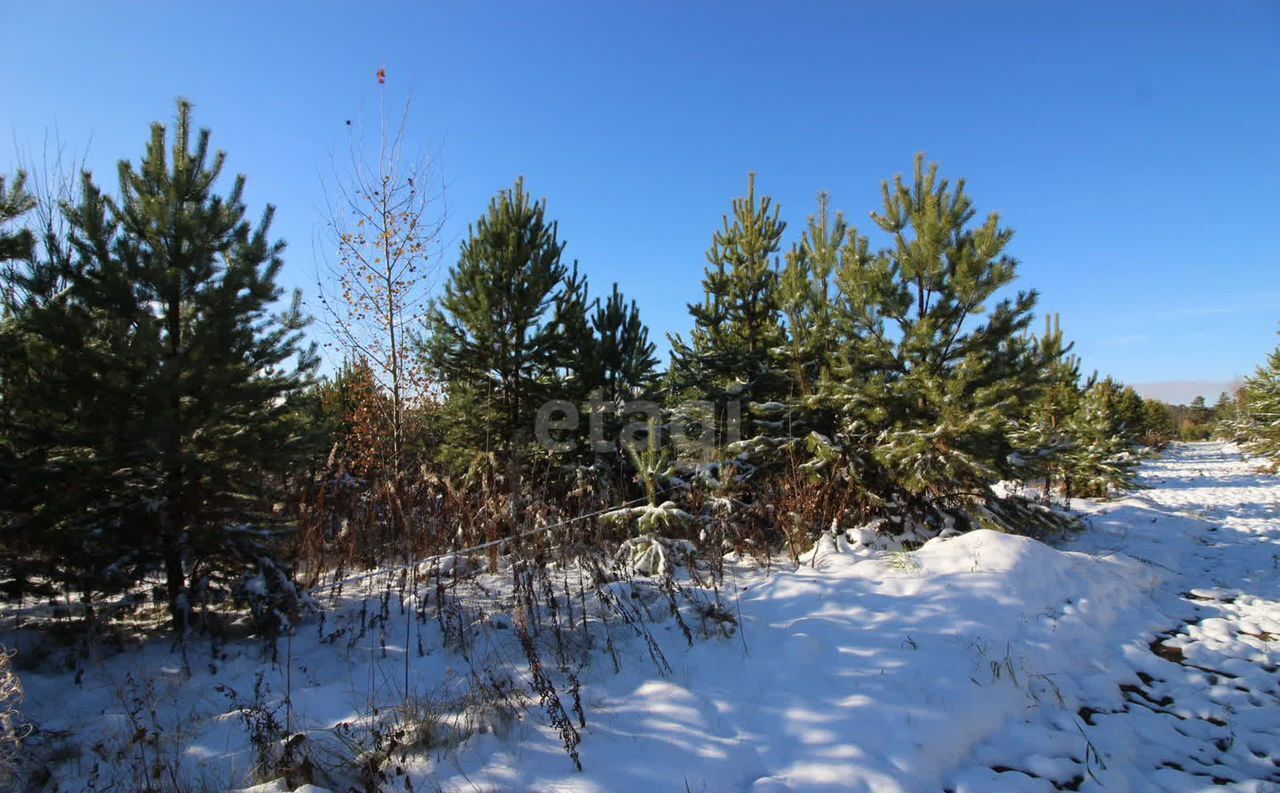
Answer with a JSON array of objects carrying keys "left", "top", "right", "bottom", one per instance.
[{"left": 3, "top": 1, "right": 1277, "bottom": 396}]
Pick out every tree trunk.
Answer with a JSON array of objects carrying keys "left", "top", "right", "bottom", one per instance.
[
  {"left": 164, "top": 267, "right": 188, "bottom": 633},
  {"left": 162, "top": 525, "right": 187, "bottom": 633},
  {"left": 501, "top": 384, "right": 521, "bottom": 573}
]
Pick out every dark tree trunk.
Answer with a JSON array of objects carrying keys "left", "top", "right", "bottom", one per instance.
[
  {"left": 162, "top": 524, "right": 186, "bottom": 632},
  {"left": 164, "top": 276, "right": 188, "bottom": 633}
]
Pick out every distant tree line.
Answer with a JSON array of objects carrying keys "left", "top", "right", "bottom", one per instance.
[
  {"left": 0, "top": 101, "right": 1173, "bottom": 632},
  {"left": 1147, "top": 394, "right": 1229, "bottom": 442}
]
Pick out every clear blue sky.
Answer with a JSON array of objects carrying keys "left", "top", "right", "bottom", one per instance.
[{"left": 4, "top": 1, "right": 1277, "bottom": 393}]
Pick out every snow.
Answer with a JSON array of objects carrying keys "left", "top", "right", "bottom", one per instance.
[{"left": 7, "top": 441, "right": 1280, "bottom": 791}]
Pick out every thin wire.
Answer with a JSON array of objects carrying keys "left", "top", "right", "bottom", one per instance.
[{"left": 0, "top": 487, "right": 680, "bottom": 618}]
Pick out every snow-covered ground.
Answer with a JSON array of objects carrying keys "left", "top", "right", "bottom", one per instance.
[
  {"left": 954, "top": 442, "right": 1280, "bottom": 792},
  {"left": 7, "top": 442, "right": 1280, "bottom": 792}
]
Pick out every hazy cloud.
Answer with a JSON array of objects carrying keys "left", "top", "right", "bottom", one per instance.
[{"left": 1130, "top": 380, "right": 1244, "bottom": 405}]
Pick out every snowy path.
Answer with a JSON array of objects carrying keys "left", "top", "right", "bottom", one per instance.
[
  {"left": 13, "top": 442, "right": 1280, "bottom": 793},
  {"left": 1030, "top": 442, "right": 1280, "bottom": 791}
]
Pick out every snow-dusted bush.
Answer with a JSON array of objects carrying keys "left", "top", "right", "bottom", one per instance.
[
  {"left": 0, "top": 646, "right": 26, "bottom": 785},
  {"left": 234, "top": 556, "right": 317, "bottom": 637},
  {"left": 600, "top": 501, "right": 695, "bottom": 536},
  {"left": 601, "top": 499, "right": 697, "bottom": 576},
  {"left": 596, "top": 416, "right": 702, "bottom": 576},
  {"left": 612, "top": 533, "right": 697, "bottom": 577}
]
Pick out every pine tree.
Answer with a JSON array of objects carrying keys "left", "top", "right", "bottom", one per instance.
[
  {"left": 780, "top": 193, "right": 844, "bottom": 397},
  {"left": 582, "top": 283, "right": 659, "bottom": 476},
  {"left": 668, "top": 173, "right": 789, "bottom": 466},
  {"left": 0, "top": 158, "right": 83, "bottom": 316},
  {"left": 1065, "top": 377, "right": 1142, "bottom": 497},
  {"left": 0, "top": 101, "right": 317, "bottom": 630},
  {"left": 1012, "top": 314, "right": 1083, "bottom": 496},
  {"left": 821, "top": 155, "right": 1044, "bottom": 527},
  {"left": 778, "top": 193, "right": 846, "bottom": 441},
  {"left": 1236, "top": 332, "right": 1280, "bottom": 463},
  {"left": 1115, "top": 385, "right": 1148, "bottom": 441},
  {"left": 1210, "top": 391, "right": 1237, "bottom": 437},
  {"left": 0, "top": 173, "right": 37, "bottom": 594},
  {"left": 1142, "top": 398, "right": 1178, "bottom": 448},
  {"left": 424, "top": 178, "right": 584, "bottom": 481},
  {"left": 591, "top": 283, "right": 658, "bottom": 403},
  {"left": 0, "top": 173, "right": 34, "bottom": 269},
  {"left": 547, "top": 261, "right": 598, "bottom": 405},
  {"left": 1213, "top": 391, "right": 1233, "bottom": 415}
]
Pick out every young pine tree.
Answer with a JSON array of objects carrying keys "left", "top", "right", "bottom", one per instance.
[
  {"left": 668, "top": 173, "right": 790, "bottom": 466},
  {"left": 1, "top": 101, "right": 317, "bottom": 630},
  {"left": 424, "top": 178, "right": 587, "bottom": 483},
  {"left": 1210, "top": 391, "right": 1238, "bottom": 438},
  {"left": 582, "top": 283, "right": 659, "bottom": 480},
  {"left": 591, "top": 283, "right": 658, "bottom": 404},
  {"left": 779, "top": 193, "right": 845, "bottom": 436},
  {"left": 0, "top": 173, "right": 37, "bottom": 592},
  {"left": 1064, "top": 378, "right": 1143, "bottom": 498},
  {"left": 1012, "top": 314, "right": 1083, "bottom": 497},
  {"left": 548, "top": 261, "right": 599, "bottom": 406},
  {"left": 823, "top": 155, "right": 1044, "bottom": 524},
  {"left": 1236, "top": 332, "right": 1280, "bottom": 463}
]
